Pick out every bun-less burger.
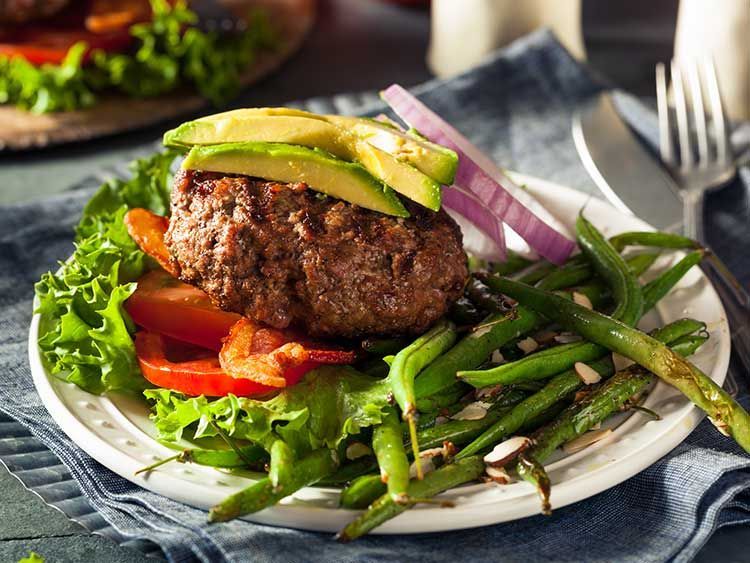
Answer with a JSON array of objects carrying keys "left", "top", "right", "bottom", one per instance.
[{"left": 0, "top": 0, "right": 274, "bottom": 113}]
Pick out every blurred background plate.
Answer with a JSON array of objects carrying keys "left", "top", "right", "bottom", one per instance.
[{"left": 0, "top": 0, "right": 316, "bottom": 151}]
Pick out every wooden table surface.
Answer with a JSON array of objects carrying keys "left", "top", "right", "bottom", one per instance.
[{"left": 1, "top": 0, "right": 748, "bottom": 560}]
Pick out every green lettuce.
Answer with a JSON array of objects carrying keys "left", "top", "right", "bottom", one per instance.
[
  {"left": 35, "top": 150, "right": 178, "bottom": 394},
  {"left": 0, "top": 0, "right": 276, "bottom": 114},
  {"left": 145, "top": 366, "right": 391, "bottom": 458}
]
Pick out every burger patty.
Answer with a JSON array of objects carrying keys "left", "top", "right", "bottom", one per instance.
[
  {"left": 166, "top": 169, "right": 469, "bottom": 339},
  {"left": 0, "top": 0, "right": 69, "bottom": 23}
]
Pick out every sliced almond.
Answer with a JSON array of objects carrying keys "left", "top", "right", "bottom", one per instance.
[
  {"left": 575, "top": 361, "right": 602, "bottom": 385},
  {"left": 409, "top": 457, "right": 436, "bottom": 479},
  {"left": 534, "top": 330, "right": 558, "bottom": 345},
  {"left": 554, "top": 332, "right": 582, "bottom": 344},
  {"left": 483, "top": 436, "right": 532, "bottom": 467},
  {"left": 709, "top": 416, "right": 730, "bottom": 437},
  {"left": 572, "top": 291, "right": 593, "bottom": 310},
  {"left": 491, "top": 350, "right": 506, "bottom": 364},
  {"left": 345, "top": 442, "right": 372, "bottom": 460},
  {"left": 451, "top": 402, "right": 489, "bottom": 421},
  {"left": 476, "top": 384, "right": 503, "bottom": 399},
  {"left": 485, "top": 465, "right": 512, "bottom": 484},
  {"left": 517, "top": 337, "right": 539, "bottom": 354},
  {"left": 435, "top": 415, "right": 450, "bottom": 426},
  {"left": 562, "top": 428, "right": 613, "bottom": 454},
  {"left": 612, "top": 352, "right": 635, "bottom": 372}
]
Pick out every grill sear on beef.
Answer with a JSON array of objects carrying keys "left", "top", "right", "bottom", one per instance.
[{"left": 166, "top": 169, "right": 469, "bottom": 339}]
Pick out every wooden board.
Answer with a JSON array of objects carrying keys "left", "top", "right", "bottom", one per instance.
[{"left": 0, "top": 0, "right": 316, "bottom": 151}]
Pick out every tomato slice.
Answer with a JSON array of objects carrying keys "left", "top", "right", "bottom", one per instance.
[
  {"left": 124, "top": 208, "right": 178, "bottom": 277},
  {"left": 0, "top": 29, "right": 133, "bottom": 65},
  {"left": 126, "top": 270, "right": 241, "bottom": 352},
  {"left": 135, "top": 332, "right": 312, "bottom": 397}
]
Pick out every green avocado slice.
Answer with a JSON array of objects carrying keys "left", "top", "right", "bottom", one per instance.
[
  {"left": 182, "top": 142, "right": 410, "bottom": 217},
  {"left": 165, "top": 111, "right": 443, "bottom": 211}
]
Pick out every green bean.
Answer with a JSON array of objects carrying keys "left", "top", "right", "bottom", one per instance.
[
  {"left": 414, "top": 388, "right": 528, "bottom": 450},
  {"left": 137, "top": 443, "right": 268, "bottom": 474},
  {"left": 361, "top": 338, "right": 409, "bottom": 356},
  {"left": 576, "top": 215, "right": 642, "bottom": 326},
  {"left": 466, "top": 278, "right": 514, "bottom": 313},
  {"left": 458, "top": 341, "right": 604, "bottom": 388},
  {"left": 457, "top": 317, "right": 704, "bottom": 459},
  {"left": 340, "top": 474, "right": 387, "bottom": 509},
  {"left": 268, "top": 440, "right": 294, "bottom": 488},
  {"left": 415, "top": 382, "right": 467, "bottom": 413},
  {"left": 414, "top": 309, "right": 539, "bottom": 400},
  {"left": 516, "top": 260, "right": 557, "bottom": 284},
  {"left": 536, "top": 258, "right": 592, "bottom": 291},
  {"left": 487, "top": 276, "right": 750, "bottom": 452},
  {"left": 609, "top": 231, "right": 700, "bottom": 252},
  {"left": 642, "top": 249, "right": 705, "bottom": 311},
  {"left": 492, "top": 250, "right": 534, "bottom": 276},
  {"left": 448, "top": 297, "right": 486, "bottom": 325},
  {"left": 372, "top": 407, "right": 410, "bottom": 502},
  {"left": 388, "top": 320, "right": 457, "bottom": 476},
  {"left": 467, "top": 255, "right": 488, "bottom": 272},
  {"left": 319, "top": 457, "right": 377, "bottom": 486},
  {"left": 623, "top": 251, "right": 661, "bottom": 277},
  {"left": 336, "top": 456, "right": 485, "bottom": 542},
  {"left": 209, "top": 448, "right": 338, "bottom": 522},
  {"left": 358, "top": 357, "right": 390, "bottom": 378}
]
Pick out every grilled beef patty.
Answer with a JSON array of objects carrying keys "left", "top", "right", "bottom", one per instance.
[{"left": 166, "top": 170, "right": 469, "bottom": 338}]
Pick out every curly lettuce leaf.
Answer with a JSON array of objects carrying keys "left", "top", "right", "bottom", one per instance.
[
  {"left": 0, "top": 0, "right": 276, "bottom": 114},
  {"left": 35, "top": 150, "right": 178, "bottom": 394},
  {"left": 145, "top": 366, "right": 391, "bottom": 458}
]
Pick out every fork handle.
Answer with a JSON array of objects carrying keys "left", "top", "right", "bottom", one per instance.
[{"left": 684, "top": 189, "right": 750, "bottom": 371}]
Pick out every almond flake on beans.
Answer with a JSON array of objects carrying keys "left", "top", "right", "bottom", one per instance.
[
  {"left": 572, "top": 291, "right": 593, "bottom": 310},
  {"left": 491, "top": 350, "right": 505, "bottom": 364},
  {"left": 575, "top": 362, "right": 601, "bottom": 385},
  {"left": 476, "top": 384, "right": 503, "bottom": 399},
  {"left": 555, "top": 332, "right": 582, "bottom": 344},
  {"left": 483, "top": 436, "right": 532, "bottom": 467},
  {"left": 451, "top": 402, "right": 488, "bottom": 421},
  {"left": 485, "top": 465, "right": 512, "bottom": 484},
  {"left": 517, "top": 337, "right": 539, "bottom": 354},
  {"left": 709, "top": 417, "right": 730, "bottom": 437},
  {"left": 612, "top": 352, "right": 635, "bottom": 372},
  {"left": 562, "top": 429, "right": 613, "bottom": 454},
  {"left": 345, "top": 442, "right": 373, "bottom": 460}
]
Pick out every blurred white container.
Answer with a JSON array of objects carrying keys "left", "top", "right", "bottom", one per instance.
[
  {"left": 427, "top": 0, "right": 585, "bottom": 78},
  {"left": 674, "top": 0, "right": 750, "bottom": 121}
]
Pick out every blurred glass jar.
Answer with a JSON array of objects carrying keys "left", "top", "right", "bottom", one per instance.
[{"left": 428, "top": 0, "right": 585, "bottom": 77}]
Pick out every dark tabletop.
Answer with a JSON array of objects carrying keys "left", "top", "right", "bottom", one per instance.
[{"left": 0, "top": 0, "right": 748, "bottom": 560}]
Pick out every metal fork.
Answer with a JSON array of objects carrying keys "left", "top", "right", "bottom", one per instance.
[{"left": 656, "top": 59, "right": 750, "bottom": 372}]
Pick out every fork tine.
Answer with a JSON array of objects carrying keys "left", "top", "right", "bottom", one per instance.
[
  {"left": 670, "top": 60, "right": 693, "bottom": 170},
  {"left": 703, "top": 58, "right": 731, "bottom": 163},
  {"left": 655, "top": 62, "right": 674, "bottom": 166},
  {"left": 685, "top": 61, "right": 709, "bottom": 166}
]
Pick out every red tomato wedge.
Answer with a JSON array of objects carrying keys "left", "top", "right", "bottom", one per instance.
[
  {"left": 124, "top": 208, "right": 178, "bottom": 276},
  {"left": 126, "top": 270, "right": 241, "bottom": 352},
  {"left": 135, "top": 332, "right": 310, "bottom": 397},
  {"left": 0, "top": 28, "right": 133, "bottom": 65}
]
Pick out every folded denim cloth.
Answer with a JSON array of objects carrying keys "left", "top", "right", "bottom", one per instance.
[{"left": 1, "top": 29, "right": 749, "bottom": 563}]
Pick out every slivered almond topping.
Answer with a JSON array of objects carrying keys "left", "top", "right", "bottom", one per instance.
[
  {"left": 575, "top": 362, "right": 601, "bottom": 385},
  {"left": 562, "top": 429, "right": 613, "bottom": 454},
  {"left": 554, "top": 332, "right": 582, "bottom": 344},
  {"left": 345, "top": 442, "right": 372, "bottom": 460},
  {"left": 451, "top": 402, "right": 489, "bottom": 421},
  {"left": 709, "top": 417, "right": 730, "bottom": 437},
  {"left": 485, "top": 465, "right": 512, "bottom": 484},
  {"left": 435, "top": 415, "right": 450, "bottom": 426},
  {"left": 573, "top": 291, "right": 593, "bottom": 310},
  {"left": 612, "top": 352, "right": 635, "bottom": 372},
  {"left": 491, "top": 350, "right": 506, "bottom": 364},
  {"left": 408, "top": 446, "right": 447, "bottom": 479},
  {"left": 483, "top": 436, "right": 532, "bottom": 467},
  {"left": 476, "top": 384, "right": 504, "bottom": 399},
  {"left": 517, "top": 337, "right": 539, "bottom": 354}
]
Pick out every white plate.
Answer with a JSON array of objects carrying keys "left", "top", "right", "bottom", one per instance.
[{"left": 28, "top": 174, "right": 730, "bottom": 534}]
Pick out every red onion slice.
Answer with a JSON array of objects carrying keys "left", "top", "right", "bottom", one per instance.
[{"left": 381, "top": 84, "right": 575, "bottom": 265}]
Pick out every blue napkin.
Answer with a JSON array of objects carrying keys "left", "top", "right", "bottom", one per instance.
[{"left": 1, "top": 29, "right": 749, "bottom": 563}]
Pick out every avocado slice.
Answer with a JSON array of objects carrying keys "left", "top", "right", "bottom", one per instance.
[
  {"left": 165, "top": 111, "right": 443, "bottom": 210},
  {"left": 182, "top": 142, "right": 409, "bottom": 217},
  {"left": 326, "top": 116, "right": 459, "bottom": 186}
]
